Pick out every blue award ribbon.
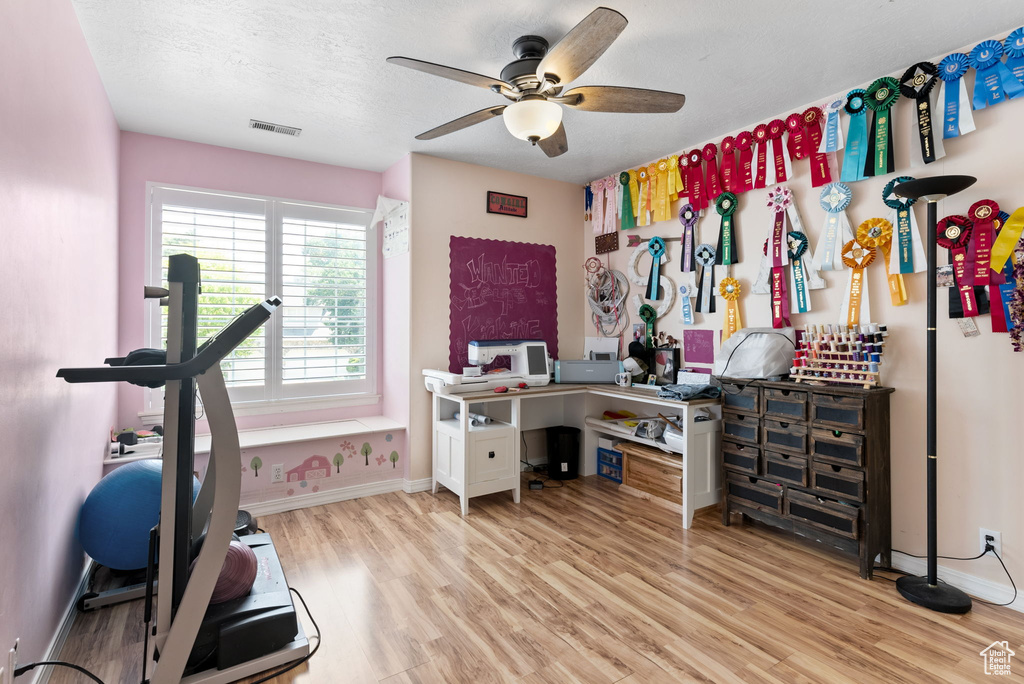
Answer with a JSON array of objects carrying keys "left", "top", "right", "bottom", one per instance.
[
  {"left": 1000, "top": 259, "right": 1016, "bottom": 331},
  {"left": 821, "top": 99, "right": 843, "bottom": 153},
  {"left": 678, "top": 284, "right": 694, "bottom": 325},
  {"left": 969, "top": 40, "right": 1024, "bottom": 109},
  {"left": 818, "top": 183, "right": 852, "bottom": 271},
  {"left": 788, "top": 232, "right": 811, "bottom": 313},
  {"left": 1005, "top": 28, "right": 1024, "bottom": 87},
  {"left": 938, "top": 53, "right": 970, "bottom": 138},
  {"left": 840, "top": 90, "right": 869, "bottom": 182},
  {"left": 646, "top": 237, "right": 666, "bottom": 300},
  {"left": 883, "top": 176, "right": 916, "bottom": 273}
]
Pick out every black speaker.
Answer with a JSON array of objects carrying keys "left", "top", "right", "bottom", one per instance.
[{"left": 545, "top": 426, "right": 580, "bottom": 480}]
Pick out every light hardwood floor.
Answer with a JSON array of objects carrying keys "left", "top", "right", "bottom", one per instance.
[{"left": 54, "top": 474, "right": 1024, "bottom": 683}]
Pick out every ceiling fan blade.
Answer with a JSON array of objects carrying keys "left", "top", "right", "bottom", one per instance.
[
  {"left": 537, "top": 123, "right": 568, "bottom": 158},
  {"left": 415, "top": 106, "right": 507, "bottom": 140},
  {"left": 387, "top": 56, "right": 511, "bottom": 91},
  {"left": 562, "top": 85, "right": 685, "bottom": 113},
  {"left": 536, "top": 7, "right": 627, "bottom": 86}
]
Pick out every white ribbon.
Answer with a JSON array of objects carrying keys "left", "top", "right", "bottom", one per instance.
[
  {"left": 813, "top": 208, "right": 854, "bottom": 272},
  {"left": 591, "top": 179, "right": 605, "bottom": 234},
  {"left": 937, "top": 77, "right": 976, "bottom": 139},
  {"left": 679, "top": 284, "right": 695, "bottom": 324},
  {"left": 604, "top": 175, "right": 618, "bottom": 234},
  {"left": 753, "top": 246, "right": 772, "bottom": 294},
  {"left": 818, "top": 98, "right": 845, "bottom": 153}
]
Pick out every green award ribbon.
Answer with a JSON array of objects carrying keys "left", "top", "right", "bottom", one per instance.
[
  {"left": 715, "top": 192, "right": 739, "bottom": 265},
  {"left": 864, "top": 77, "right": 900, "bottom": 177},
  {"left": 619, "top": 171, "right": 635, "bottom": 230}
]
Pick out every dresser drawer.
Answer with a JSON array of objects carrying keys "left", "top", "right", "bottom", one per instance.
[
  {"left": 722, "top": 441, "right": 759, "bottom": 476},
  {"left": 811, "top": 462, "right": 865, "bottom": 502},
  {"left": 726, "top": 473, "right": 783, "bottom": 514},
  {"left": 721, "top": 382, "right": 760, "bottom": 416},
  {"left": 763, "top": 387, "right": 809, "bottom": 421},
  {"left": 763, "top": 419, "right": 808, "bottom": 455},
  {"left": 811, "top": 393, "right": 865, "bottom": 431},
  {"left": 723, "top": 411, "right": 759, "bottom": 445},
  {"left": 622, "top": 445, "right": 683, "bottom": 505},
  {"left": 786, "top": 490, "right": 860, "bottom": 540},
  {"left": 810, "top": 428, "right": 865, "bottom": 468},
  {"left": 764, "top": 451, "right": 807, "bottom": 486}
]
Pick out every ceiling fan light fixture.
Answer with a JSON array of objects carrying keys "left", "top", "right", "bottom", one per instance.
[{"left": 502, "top": 98, "right": 562, "bottom": 142}]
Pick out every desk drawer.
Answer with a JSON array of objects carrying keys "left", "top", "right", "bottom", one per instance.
[
  {"left": 763, "top": 387, "right": 809, "bottom": 421},
  {"left": 721, "top": 382, "right": 760, "bottom": 415},
  {"left": 764, "top": 451, "right": 807, "bottom": 486},
  {"left": 622, "top": 446, "right": 683, "bottom": 505},
  {"left": 811, "top": 393, "right": 865, "bottom": 431},
  {"left": 811, "top": 462, "right": 865, "bottom": 502},
  {"left": 722, "top": 441, "right": 759, "bottom": 476},
  {"left": 723, "top": 411, "right": 759, "bottom": 445},
  {"left": 726, "top": 473, "right": 783, "bottom": 514},
  {"left": 786, "top": 490, "right": 860, "bottom": 540},
  {"left": 763, "top": 419, "right": 808, "bottom": 455},
  {"left": 810, "top": 428, "right": 865, "bottom": 468}
]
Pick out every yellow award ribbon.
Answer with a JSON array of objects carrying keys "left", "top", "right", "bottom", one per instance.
[
  {"left": 857, "top": 218, "right": 907, "bottom": 306},
  {"left": 655, "top": 159, "right": 670, "bottom": 222},
  {"left": 628, "top": 169, "right": 640, "bottom": 220},
  {"left": 991, "top": 206, "right": 1024, "bottom": 271},
  {"left": 668, "top": 155, "right": 680, "bottom": 201},
  {"left": 719, "top": 278, "right": 742, "bottom": 342},
  {"left": 637, "top": 167, "right": 650, "bottom": 227}
]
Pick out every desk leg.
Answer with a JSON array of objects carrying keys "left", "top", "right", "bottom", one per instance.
[
  {"left": 460, "top": 494, "right": 469, "bottom": 516},
  {"left": 682, "top": 448, "right": 694, "bottom": 529},
  {"left": 512, "top": 396, "right": 522, "bottom": 505},
  {"left": 432, "top": 479, "right": 438, "bottom": 495}
]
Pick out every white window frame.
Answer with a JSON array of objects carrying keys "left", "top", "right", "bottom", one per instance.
[{"left": 142, "top": 182, "right": 379, "bottom": 419}]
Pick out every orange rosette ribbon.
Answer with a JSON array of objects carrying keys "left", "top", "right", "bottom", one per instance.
[
  {"left": 857, "top": 218, "right": 907, "bottom": 306},
  {"left": 841, "top": 240, "right": 877, "bottom": 326}
]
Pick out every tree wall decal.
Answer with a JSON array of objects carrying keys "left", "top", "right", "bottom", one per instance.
[
  {"left": 333, "top": 452, "right": 344, "bottom": 473},
  {"left": 250, "top": 456, "right": 262, "bottom": 477},
  {"left": 361, "top": 442, "right": 372, "bottom": 466},
  {"left": 389, "top": 450, "right": 399, "bottom": 469}
]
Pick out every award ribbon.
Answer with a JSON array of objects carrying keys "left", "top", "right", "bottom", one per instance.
[
  {"left": 787, "top": 231, "right": 812, "bottom": 314},
  {"left": 801, "top": 107, "right": 832, "bottom": 187},
  {"left": 604, "top": 175, "right": 618, "bottom": 234},
  {"left": 770, "top": 265, "right": 791, "bottom": 329},
  {"left": 753, "top": 238, "right": 772, "bottom": 295},
  {"left": 840, "top": 240, "right": 876, "bottom": 326},
  {"left": 619, "top": 171, "right": 635, "bottom": 230},
  {"left": 694, "top": 244, "right": 717, "bottom": 314},
  {"left": 636, "top": 168, "right": 650, "bottom": 227},
  {"left": 646, "top": 237, "right": 666, "bottom": 301},
  {"left": 678, "top": 155, "right": 690, "bottom": 200},
  {"left": 766, "top": 186, "right": 793, "bottom": 268},
  {"left": 679, "top": 204, "right": 698, "bottom": 273},
  {"left": 786, "top": 113, "right": 808, "bottom": 161},
  {"left": 703, "top": 143, "right": 723, "bottom": 201},
  {"left": 591, "top": 178, "right": 605, "bottom": 233},
  {"left": 767, "top": 119, "right": 790, "bottom": 184},
  {"left": 646, "top": 164, "right": 660, "bottom": 223},
  {"left": 671, "top": 155, "right": 684, "bottom": 201},
  {"left": 994, "top": 258, "right": 1015, "bottom": 333},
  {"left": 719, "top": 278, "right": 742, "bottom": 342},
  {"left": 819, "top": 97, "right": 844, "bottom": 153},
  {"left": 813, "top": 183, "right": 854, "bottom": 272},
  {"left": 882, "top": 176, "right": 926, "bottom": 274},
  {"left": 969, "top": 39, "right": 1024, "bottom": 109},
  {"left": 735, "top": 131, "right": 754, "bottom": 193},
  {"left": 638, "top": 304, "right": 657, "bottom": 349},
  {"left": 651, "top": 160, "right": 668, "bottom": 223},
  {"left": 967, "top": 200, "right": 998, "bottom": 286},
  {"left": 1005, "top": 28, "right": 1024, "bottom": 87},
  {"left": 991, "top": 206, "right": 1024, "bottom": 272},
  {"left": 937, "top": 215, "right": 982, "bottom": 317},
  {"left": 679, "top": 284, "right": 695, "bottom": 325},
  {"left": 857, "top": 218, "right": 907, "bottom": 306},
  {"left": 899, "top": 62, "right": 945, "bottom": 165},
  {"left": 721, "top": 136, "right": 737, "bottom": 193},
  {"left": 937, "top": 53, "right": 976, "bottom": 138},
  {"left": 840, "top": 89, "right": 870, "bottom": 182},
  {"left": 864, "top": 77, "right": 900, "bottom": 177},
  {"left": 687, "top": 150, "right": 707, "bottom": 212},
  {"left": 715, "top": 192, "right": 739, "bottom": 266},
  {"left": 584, "top": 183, "right": 593, "bottom": 222},
  {"left": 628, "top": 169, "right": 641, "bottom": 222},
  {"left": 753, "top": 124, "right": 770, "bottom": 189}
]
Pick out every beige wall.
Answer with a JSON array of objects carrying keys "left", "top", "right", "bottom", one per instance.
[
  {"left": 408, "top": 154, "right": 584, "bottom": 481},
  {"left": 585, "top": 85, "right": 1024, "bottom": 590}
]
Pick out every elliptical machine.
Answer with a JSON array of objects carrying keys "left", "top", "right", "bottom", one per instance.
[{"left": 59, "top": 254, "right": 310, "bottom": 683}]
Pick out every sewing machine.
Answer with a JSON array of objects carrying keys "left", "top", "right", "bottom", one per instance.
[{"left": 423, "top": 340, "right": 551, "bottom": 394}]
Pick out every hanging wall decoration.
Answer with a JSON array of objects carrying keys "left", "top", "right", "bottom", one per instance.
[
  {"left": 594, "top": 232, "right": 619, "bottom": 255},
  {"left": 787, "top": 232, "right": 813, "bottom": 314},
  {"left": 677, "top": 155, "right": 690, "bottom": 203},
  {"left": 636, "top": 167, "right": 650, "bottom": 227},
  {"left": 679, "top": 204, "right": 698, "bottom": 274},
  {"left": 704, "top": 143, "right": 723, "bottom": 201},
  {"left": 857, "top": 218, "right": 907, "bottom": 306},
  {"left": 786, "top": 112, "right": 809, "bottom": 161},
  {"left": 720, "top": 136, "right": 737, "bottom": 192},
  {"left": 670, "top": 155, "right": 684, "bottom": 202},
  {"left": 937, "top": 215, "right": 988, "bottom": 318},
  {"left": 969, "top": 39, "right": 1024, "bottom": 109},
  {"left": 767, "top": 119, "right": 790, "bottom": 184},
  {"left": 686, "top": 149, "right": 707, "bottom": 212},
  {"left": 1013, "top": 244, "right": 1024, "bottom": 351},
  {"left": 736, "top": 131, "right": 754, "bottom": 193},
  {"left": 820, "top": 97, "right": 845, "bottom": 155},
  {"left": 679, "top": 284, "right": 695, "bottom": 325},
  {"left": 800, "top": 108, "right": 832, "bottom": 187},
  {"left": 864, "top": 76, "right": 900, "bottom": 177},
  {"left": 991, "top": 206, "right": 1024, "bottom": 273},
  {"left": 753, "top": 238, "right": 772, "bottom": 295},
  {"left": 646, "top": 237, "right": 666, "bottom": 300},
  {"left": 1005, "top": 28, "right": 1024, "bottom": 86},
  {"left": 752, "top": 124, "right": 771, "bottom": 189},
  {"left": 714, "top": 192, "right": 739, "bottom": 266},
  {"left": 899, "top": 62, "right": 946, "bottom": 165},
  {"left": 584, "top": 184, "right": 593, "bottom": 222},
  {"left": 937, "top": 53, "right": 976, "bottom": 139},
  {"left": 628, "top": 243, "right": 674, "bottom": 318},
  {"left": 966, "top": 200, "right": 999, "bottom": 286},
  {"left": 990, "top": 210, "right": 1013, "bottom": 333},
  {"left": 882, "top": 176, "right": 927, "bottom": 274},
  {"left": 651, "top": 160, "right": 668, "bottom": 223},
  {"left": 839, "top": 240, "right": 876, "bottom": 326},
  {"left": 604, "top": 175, "right": 618, "bottom": 233},
  {"left": 694, "top": 243, "right": 717, "bottom": 314},
  {"left": 841, "top": 89, "right": 870, "bottom": 182},
  {"left": 766, "top": 187, "right": 793, "bottom": 328},
  {"left": 719, "top": 277, "right": 743, "bottom": 342},
  {"left": 591, "top": 178, "right": 606, "bottom": 233},
  {"left": 619, "top": 171, "right": 635, "bottom": 230},
  {"left": 638, "top": 304, "right": 658, "bottom": 348},
  {"left": 814, "top": 182, "right": 854, "bottom": 271}
]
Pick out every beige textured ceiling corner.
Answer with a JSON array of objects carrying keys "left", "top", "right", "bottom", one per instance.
[{"left": 71, "top": 0, "right": 1024, "bottom": 184}]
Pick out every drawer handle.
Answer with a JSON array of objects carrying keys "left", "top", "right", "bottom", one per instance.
[
  {"left": 736, "top": 444, "right": 746, "bottom": 451},
  {"left": 781, "top": 454, "right": 790, "bottom": 460},
  {"left": 779, "top": 421, "right": 790, "bottom": 428},
  {"left": 832, "top": 430, "right": 843, "bottom": 438},
  {"left": 489, "top": 451, "right": 496, "bottom": 459},
  {"left": 831, "top": 464, "right": 842, "bottom": 472},
  {"left": 747, "top": 476, "right": 757, "bottom": 484},
  {"left": 781, "top": 389, "right": 790, "bottom": 396}
]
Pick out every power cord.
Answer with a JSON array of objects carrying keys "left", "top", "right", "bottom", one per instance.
[
  {"left": 874, "top": 542, "right": 1017, "bottom": 607},
  {"left": 14, "top": 661, "right": 105, "bottom": 683}
]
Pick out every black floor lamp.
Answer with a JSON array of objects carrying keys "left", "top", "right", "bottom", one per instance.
[{"left": 891, "top": 175, "right": 976, "bottom": 614}]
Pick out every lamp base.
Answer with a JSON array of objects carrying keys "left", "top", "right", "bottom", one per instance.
[{"left": 896, "top": 575, "right": 973, "bottom": 614}]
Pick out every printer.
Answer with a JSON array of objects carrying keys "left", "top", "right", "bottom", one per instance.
[{"left": 423, "top": 340, "right": 551, "bottom": 394}]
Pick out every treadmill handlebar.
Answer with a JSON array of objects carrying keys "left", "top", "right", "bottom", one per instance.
[{"left": 57, "top": 297, "right": 281, "bottom": 384}]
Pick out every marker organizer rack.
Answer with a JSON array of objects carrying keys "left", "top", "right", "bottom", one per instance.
[{"left": 791, "top": 323, "right": 888, "bottom": 389}]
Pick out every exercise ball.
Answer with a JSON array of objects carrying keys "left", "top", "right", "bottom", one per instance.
[
  {"left": 191, "top": 539, "right": 258, "bottom": 604},
  {"left": 77, "top": 459, "right": 199, "bottom": 571}
]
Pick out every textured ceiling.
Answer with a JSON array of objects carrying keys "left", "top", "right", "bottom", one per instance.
[{"left": 72, "top": 0, "right": 1023, "bottom": 184}]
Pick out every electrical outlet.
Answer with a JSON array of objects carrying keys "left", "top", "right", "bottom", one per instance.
[
  {"left": 980, "top": 528, "right": 1003, "bottom": 557},
  {"left": 270, "top": 464, "right": 285, "bottom": 484},
  {"left": 6, "top": 638, "right": 19, "bottom": 684}
]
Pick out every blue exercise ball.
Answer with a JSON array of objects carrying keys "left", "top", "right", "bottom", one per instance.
[{"left": 77, "top": 459, "right": 200, "bottom": 571}]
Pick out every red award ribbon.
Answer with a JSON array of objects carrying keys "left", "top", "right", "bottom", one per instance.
[
  {"left": 735, "top": 131, "right": 754, "bottom": 193},
  {"left": 802, "top": 107, "right": 833, "bottom": 187},
  {"left": 937, "top": 215, "right": 980, "bottom": 317},
  {"left": 687, "top": 149, "right": 706, "bottom": 212},
  {"left": 753, "top": 124, "right": 770, "bottom": 189},
  {"left": 967, "top": 200, "right": 998, "bottom": 286},
  {"left": 703, "top": 143, "right": 723, "bottom": 201},
  {"left": 770, "top": 267, "right": 791, "bottom": 329},
  {"left": 720, "top": 136, "right": 737, "bottom": 192},
  {"left": 786, "top": 113, "right": 808, "bottom": 160},
  {"left": 767, "top": 119, "right": 788, "bottom": 184},
  {"left": 841, "top": 240, "right": 877, "bottom": 326},
  {"left": 677, "top": 155, "right": 690, "bottom": 199},
  {"left": 766, "top": 186, "right": 793, "bottom": 268}
]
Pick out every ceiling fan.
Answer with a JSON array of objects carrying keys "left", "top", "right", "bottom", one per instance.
[{"left": 386, "top": 7, "right": 686, "bottom": 158}]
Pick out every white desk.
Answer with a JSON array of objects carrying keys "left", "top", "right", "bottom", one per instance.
[{"left": 428, "top": 383, "right": 721, "bottom": 527}]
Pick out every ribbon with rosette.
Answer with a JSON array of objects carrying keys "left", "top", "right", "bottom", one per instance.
[
  {"left": 646, "top": 163, "right": 660, "bottom": 221},
  {"left": 694, "top": 243, "right": 717, "bottom": 314},
  {"left": 703, "top": 143, "right": 723, "bottom": 202},
  {"left": 785, "top": 113, "right": 808, "bottom": 161},
  {"left": 864, "top": 77, "right": 900, "bottom": 177},
  {"left": 679, "top": 203, "right": 698, "bottom": 273},
  {"left": 686, "top": 150, "right": 706, "bottom": 212},
  {"left": 591, "top": 178, "right": 605, "bottom": 233},
  {"left": 813, "top": 182, "right": 854, "bottom": 271},
  {"left": 677, "top": 155, "right": 690, "bottom": 201},
  {"left": 669, "top": 155, "right": 683, "bottom": 201},
  {"left": 628, "top": 169, "right": 641, "bottom": 223},
  {"left": 857, "top": 218, "right": 907, "bottom": 306},
  {"left": 765, "top": 187, "right": 793, "bottom": 328},
  {"left": 990, "top": 210, "right": 1014, "bottom": 333},
  {"left": 839, "top": 240, "right": 876, "bottom": 326},
  {"left": 720, "top": 136, "right": 737, "bottom": 193},
  {"left": 969, "top": 39, "right": 1024, "bottom": 109},
  {"left": 638, "top": 304, "right": 657, "bottom": 349},
  {"left": 679, "top": 283, "right": 695, "bottom": 325},
  {"left": 937, "top": 215, "right": 987, "bottom": 318},
  {"left": 1005, "top": 28, "right": 1024, "bottom": 87},
  {"left": 767, "top": 119, "right": 790, "bottom": 184},
  {"left": 899, "top": 62, "right": 945, "bottom": 165},
  {"left": 819, "top": 97, "right": 845, "bottom": 154},
  {"left": 937, "top": 53, "right": 976, "bottom": 138},
  {"left": 584, "top": 183, "right": 593, "bottom": 222},
  {"left": 645, "top": 237, "right": 666, "bottom": 300},
  {"left": 991, "top": 206, "right": 1024, "bottom": 273},
  {"left": 753, "top": 238, "right": 771, "bottom": 294},
  {"left": 636, "top": 167, "right": 650, "bottom": 227},
  {"left": 619, "top": 171, "right": 635, "bottom": 230},
  {"left": 715, "top": 192, "right": 739, "bottom": 266},
  {"left": 719, "top": 278, "right": 742, "bottom": 342},
  {"left": 802, "top": 107, "right": 833, "bottom": 187},
  {"left": 752, "top": 124, "right": 771, "bottom": 189},
  {"left": 966, "top": 199, "right": 999, "bottom": 286},
  {"left": 787, "top": 231, "right": 812, "bottom": 314},
  {"left": 883, "top": 176, "right": 927, "bottom": 274},
  {"left": 652, "top": 159, "right": 670, "bottom": 223},
  {"left": 735, "top": 131, "right": 754, "bottom": 193},
  {"left": 604, "top": 175, "right": 618, "bottom": 234},
  {"left": 840, "top": 89, "right": 870, "bottom": 182}
]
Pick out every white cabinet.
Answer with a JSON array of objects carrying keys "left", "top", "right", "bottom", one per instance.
[{"left": 433, "top": 417, "right": 519, "bottom": 515}]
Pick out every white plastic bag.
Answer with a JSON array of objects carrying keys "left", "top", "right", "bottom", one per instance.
[{"left": 713, "top": 327, "right": 796, "bottom": 379}]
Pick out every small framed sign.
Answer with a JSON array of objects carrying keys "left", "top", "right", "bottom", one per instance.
[{"left": 487, "top": 191, "right": 528, "bottom": 218}]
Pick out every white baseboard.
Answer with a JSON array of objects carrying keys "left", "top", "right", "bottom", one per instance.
[
  {"left": 891, "top": 552, "right": 1021, "bottom": 613},
  {"left": 403, "top": 477, "right": 432, "bottom": 494},
  {"left": 245, "top": 478, "right": 408, "bottom": 517},
  {"left": 34, "top": 560, "right": 92, "bottom": 684}
]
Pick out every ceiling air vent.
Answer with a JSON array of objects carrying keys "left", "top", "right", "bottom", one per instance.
[{"left": 249, "top": 119, "right": 301, "bottom": 137}]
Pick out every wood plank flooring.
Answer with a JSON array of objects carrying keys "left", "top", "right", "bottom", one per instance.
[{"left": 54, "top": 474, "right": 1024, "bottom": 683}]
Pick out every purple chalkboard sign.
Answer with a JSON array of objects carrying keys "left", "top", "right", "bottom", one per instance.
[{"left": 449, "top": 236, "right": 558, "bottom": 373}]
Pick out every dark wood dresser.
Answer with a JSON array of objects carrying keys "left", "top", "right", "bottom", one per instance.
[{"left": 717, "top": 378, "right": 894, "bottom": 579}]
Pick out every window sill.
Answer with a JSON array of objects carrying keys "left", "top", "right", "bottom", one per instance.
[
  {"left": 194, "top": 417, "right": 405, "bottom": 455},
  {"left": 138, "top": 393, "right": 381, "bottom": 425}
]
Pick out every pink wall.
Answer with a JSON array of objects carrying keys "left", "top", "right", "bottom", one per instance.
[
  {"left": 0, "top": 0, "right": 120, "bottom": 666},
  {"left": 117, "top": 132, "right": 384, "bottom": 429},
  {"left": 381, "top": 155, "right": 411, "bottom": 476}
]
